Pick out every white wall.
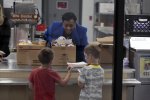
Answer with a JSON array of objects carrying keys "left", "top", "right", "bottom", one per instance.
[{"left": 82, "top": 0, "right": 95, "bottom": 43}]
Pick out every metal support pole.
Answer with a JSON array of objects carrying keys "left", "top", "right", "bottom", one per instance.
[{"left": 112, "top": 0, "right": 125, "bottom": 100}]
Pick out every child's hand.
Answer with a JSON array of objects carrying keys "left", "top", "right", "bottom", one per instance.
[
  {"left": 67, "top": 66, "right": 73, "bottom": 73},
  {"left": 77, "top": 69, "right": 81, "bottom": 73}
]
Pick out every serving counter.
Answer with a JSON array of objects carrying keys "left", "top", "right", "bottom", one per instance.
[{"left": 0, "top": 53, "right": 140, "bottom": 100}]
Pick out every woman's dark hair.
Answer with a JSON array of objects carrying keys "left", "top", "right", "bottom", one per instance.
[
  {"left": 38, "top": 47, "right": 54, "bottom": 65},
  {"left": 62, "top": 12, "right": 77, "bottom": 22}
]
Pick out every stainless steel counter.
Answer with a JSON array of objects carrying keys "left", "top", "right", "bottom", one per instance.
[
  {"left": 0, "top": 59, "right": 68, "bottom": 72},
  {"left": 0, "top": 53, "right": 77, "bottom": 72},
  {"left": 0, "top": 78, "right": 141, "bottom": 86},
  {"left": 0, "top": 53, "right": 141, "bottom": 86},
  {"left": 0, "top": 53, "right": 135, "bottom": 72}
]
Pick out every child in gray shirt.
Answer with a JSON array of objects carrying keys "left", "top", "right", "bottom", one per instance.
[{"left": 78, "top": 44, "right": 104, "bottom": 100}]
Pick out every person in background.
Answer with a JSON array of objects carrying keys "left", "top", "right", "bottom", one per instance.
[
  {"left": 78, "top": 44, "right": 104, "bottom": 100},
  {"left": 44, "top": 12, "right": 88, "bottom": 62},
  {"left": 123, "top": 46, "right": 129, "bottom": 67},
  {"left": 28, "top": 47, "right": 72, "bottom": 100},
  {"left": 0, "top": 4, "right": 10, "bottom": 61}
]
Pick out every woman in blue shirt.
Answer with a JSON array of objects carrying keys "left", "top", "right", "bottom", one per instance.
[{"left": 44, "top": 12, "right": 88, "bottom": 62}]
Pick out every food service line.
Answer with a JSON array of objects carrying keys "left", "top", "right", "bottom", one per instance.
[{"left": 0, "top": 53, "right": 140, "bottom": 86}]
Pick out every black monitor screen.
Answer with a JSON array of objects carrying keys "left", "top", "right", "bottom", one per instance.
[{"left": 125, "top": 15, "right": 150, "bottom": 36}]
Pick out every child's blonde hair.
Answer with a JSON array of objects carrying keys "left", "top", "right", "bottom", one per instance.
[
  {"left": 84, "top": 44, "right": 101, "bottom": 59},
  {"left": 0, "top": 4, "right": 4, "bottom": 25}
]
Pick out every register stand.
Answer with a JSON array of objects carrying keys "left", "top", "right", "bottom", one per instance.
[{"left": 126, "top": 15, "right": 150, "bottom": 100}]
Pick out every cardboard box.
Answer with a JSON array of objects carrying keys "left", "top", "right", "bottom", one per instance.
[
  {"left": 99, "top": 44, "right": 113, "bottom": 64},
  {"left": 95, "top": 36, "right": 114, "bottom": 64},
  {"left": 96, "top": 36, "right": 113, "bottom": 44},
  {"left": 52, "top": 46, "right": 76, "bottom": 65},
  {"left": 17, "top": 44, "right": 45, "bottom": 65}
]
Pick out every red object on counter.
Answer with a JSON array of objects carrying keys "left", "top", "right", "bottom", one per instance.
[{"left": 36, "top": 24, "right": 47, "bottom": 31}]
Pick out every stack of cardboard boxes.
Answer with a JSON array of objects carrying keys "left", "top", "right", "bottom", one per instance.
[
  {"left": 17, "top": 42, "right": 76, "bottom": 66},
  {"left": 17, "top": 35, "right": 112, "bottom": 66},
  {"left": 96, "top": 36, "right": 113, "bottom": 64}
]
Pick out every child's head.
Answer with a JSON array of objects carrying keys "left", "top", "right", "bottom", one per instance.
[
  {"left": 84, "top": 44, "right": 101, "bottom": 63},
  {"left": 38, "top": 47, "right": 54, "bottom": 65}
]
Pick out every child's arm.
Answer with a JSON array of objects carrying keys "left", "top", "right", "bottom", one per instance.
[
  {"left": 77, "top": 68, "right": 85, "bottom": 89},
  {"left": 28, "top": 70, "right": 34, "bottom": 90},
  {"left": 57, "top": 67, "right": 72, "bottom": 86},
  {"left": 28, "top": 82, "right": 33, "bottom": 89},
  {"left": 78, "top": 80, "right": 85, "bottom": 89}
]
